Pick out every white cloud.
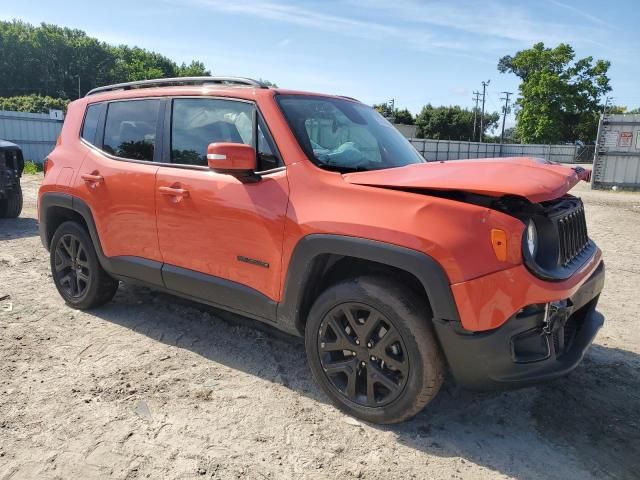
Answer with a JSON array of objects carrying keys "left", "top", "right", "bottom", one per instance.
[
  {"left": 547, "top": 0, "right": 611, "bottom": 27},
  {"left": 347, "top": 0, "right": 603, "bottom": 47},
  {"left": 177, "top": 0, "right": 458, "bottom": 55}
]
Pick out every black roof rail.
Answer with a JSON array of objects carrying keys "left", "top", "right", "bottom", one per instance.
[{"left": 85, "top": 76, "right": 267, "bottom": 97}]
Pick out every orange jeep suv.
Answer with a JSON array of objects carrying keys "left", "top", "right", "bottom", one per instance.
[{"left": 38, "top": 77, "right": 604, "bottom": 423}]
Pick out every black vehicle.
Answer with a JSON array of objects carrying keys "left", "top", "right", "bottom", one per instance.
[{"left": 0, "top": 140, "right": 24, "bottom": 218}]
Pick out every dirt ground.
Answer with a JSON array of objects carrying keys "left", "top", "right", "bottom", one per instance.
[{"left": 1, "top": 173, "right": 639, "bottom": 480}]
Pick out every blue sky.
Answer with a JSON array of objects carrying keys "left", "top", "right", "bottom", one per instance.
[{"left": 2, "top": 0, "right": 639, "bottom": 128}]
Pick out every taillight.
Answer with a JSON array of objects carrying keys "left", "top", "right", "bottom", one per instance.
[
  {"left": 56, "top": 136, "right": 62, "bottom": 146},
  {"left": 43, "top": 158, "right": 49, "bottom": 174}
]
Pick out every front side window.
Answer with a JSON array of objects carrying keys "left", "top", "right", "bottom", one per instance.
[
  {"left": 103, "top": 100, "right": 160, "bottom": 161},
  {"left": 277, "top": 95, "right": 425, "bottom": 173},
  {"left": 171, "top": 98, "right": 254, "bottom": 166},
  {"left": 81, "top": 103, "right": 104, "bottom": 146},
  {"left": 171, "top": 98, "right": 281, "bottom": 170}
]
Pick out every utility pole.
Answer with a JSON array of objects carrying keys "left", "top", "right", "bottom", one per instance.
[
  {"left": 382, "top": 98, "right": 395, "bottom": 121},
  {"left": 499, "top": 91, "right": 513, "bottom": 144},
  {"left": 77, "top": 76, "right": 81, "bottom": 99},
  {"left": 472, "top": 91, "right": 481, "bottom": 141},
  {"left": 479, "top": 80, "right": 490, "bottom": 142}
]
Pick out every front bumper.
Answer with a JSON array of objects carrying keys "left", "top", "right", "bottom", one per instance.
[{"left": 434, "top": 260, "right": 605, "bottom": 390}]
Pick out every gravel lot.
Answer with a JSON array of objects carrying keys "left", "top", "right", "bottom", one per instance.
[{"left": 1, "top": 173, "right": 639, "bottom": 480}]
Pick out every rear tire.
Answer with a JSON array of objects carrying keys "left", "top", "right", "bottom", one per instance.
[
  {"left": 50, "top": 221, "right": 119, "bottom": 309},
  {"left": 0, "top": 184, "right": 23, "bottom": 218},
  {"left": 305, "top": 275, "right": 444, "bottom": 424}
]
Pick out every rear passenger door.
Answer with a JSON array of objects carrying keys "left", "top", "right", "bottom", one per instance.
[
  {"left": 155, "top": 97, "right": 289, "bottom": 319},
  {"left": 75, "top": 98, "right": 164, "bottom": 284}
]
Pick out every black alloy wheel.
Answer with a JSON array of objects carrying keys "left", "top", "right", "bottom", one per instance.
[
  {"left": 54, "top": 233, "right": 91, "bottom": 298},
  {"left": 50, "top": 221, "right": 119, "bottom": 309},
  {"left": 317, "top": 302, "right": 409, "bottom": 407},
  {"left": 305, "top": 276, "right": 444, "bottom": 424}
]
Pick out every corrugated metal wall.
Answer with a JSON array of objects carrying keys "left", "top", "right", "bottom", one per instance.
[
  {"left": 0, "top": 110, "right": 63, "bottom": 163},
  {"left": 409, "top": 138, "right": 581, "bottom": 163},
  {"left": 593, "top": 113, "right": 640, "bottom": 189}
]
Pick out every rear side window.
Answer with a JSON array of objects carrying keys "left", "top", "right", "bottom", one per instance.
[
  {"left": 81, "top": 103, "right": 104, "bottom": 146},
  {"left": 103, "top": 100, "right": 160, "bottom": 161}
]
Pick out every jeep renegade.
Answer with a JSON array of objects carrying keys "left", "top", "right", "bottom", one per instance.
[{"left": 38, "top": 77, "right": 605, "bottom": 424}]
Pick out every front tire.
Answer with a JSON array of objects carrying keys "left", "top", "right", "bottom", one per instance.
[
  {"left": 50, "top": 221, "right": 119, "bottom": 309},
  {"left": 305, "top": 276, "right": 444, "bottom": 424},
  {"left": 0, "top": 184, "right": 23, "bottom": 218}
]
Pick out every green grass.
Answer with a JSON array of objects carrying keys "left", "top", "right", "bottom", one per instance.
[{"left": 23, "top": 161, "right": 43, "bottom": 174}]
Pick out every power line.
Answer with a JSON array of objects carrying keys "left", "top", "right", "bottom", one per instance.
[{"left": 500, "top": 91, "right": 514, "bottom": 144}]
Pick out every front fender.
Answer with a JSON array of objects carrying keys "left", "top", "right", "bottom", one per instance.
[{"left": 276, "top": 234, "right": 460, "bottom": 334}]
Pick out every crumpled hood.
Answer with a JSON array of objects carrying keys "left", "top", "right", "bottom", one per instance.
[{"left": 342, "top": 157, "right": 591, "bottom": 203}]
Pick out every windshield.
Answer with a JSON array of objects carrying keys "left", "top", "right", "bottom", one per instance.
[{"left": 276, "top": 95, "right": 425, "bottom": 173}]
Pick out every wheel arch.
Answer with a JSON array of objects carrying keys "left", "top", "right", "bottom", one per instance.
[
  {"left": 39, "top": 193, "right": 103, "bottom": 255},
  {"left": 276, "top": 234, "right": 460, "bottom": 335}
]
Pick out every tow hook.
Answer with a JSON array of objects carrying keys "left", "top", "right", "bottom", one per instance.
[{"left": 541, "top": 300, "right": 571, "bottom": 336}]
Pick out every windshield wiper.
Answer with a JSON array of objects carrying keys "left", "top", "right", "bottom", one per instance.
[{"left": 314, "top": 159, "right": 370, "bottom": 173}]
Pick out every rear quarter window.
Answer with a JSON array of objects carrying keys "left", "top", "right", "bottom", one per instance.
[{"left": 81, "top": 103, "right": 105, "bottom": 146}]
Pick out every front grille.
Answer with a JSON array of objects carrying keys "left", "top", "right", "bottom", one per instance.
[
  {"left": 557, "top": 207, "right": 589, "bottom": 265},
  {"left": 551, "top": 199, "right": 589, "bottom": 266}
]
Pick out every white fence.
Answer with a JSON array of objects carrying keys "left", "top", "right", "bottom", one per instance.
[{"left": 409, "top": 138, "right": 589, "bottom": 164}]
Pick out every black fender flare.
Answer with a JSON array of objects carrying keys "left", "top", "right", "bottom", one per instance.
[
  {"left": 276, "top": 234, "right": 460, "bottom": 334},
  {"left": 39, "top": 192, "right": 163, "bottom": 286}
]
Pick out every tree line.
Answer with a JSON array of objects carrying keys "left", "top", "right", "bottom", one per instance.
[
  {"left": 0, "top": 20, "right": 209, "bottom": 102},
  {"left": 374, "top": 102, "right": 501, "bottom": 142},
  {"left": 377, "top": 42, "right": 637, "bottom": 144}
]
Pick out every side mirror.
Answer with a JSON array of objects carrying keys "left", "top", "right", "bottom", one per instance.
[{"left": 207, "top": 143, "right": 259, "bottom": 182}]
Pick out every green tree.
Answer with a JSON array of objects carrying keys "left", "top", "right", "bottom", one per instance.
[
  {"left": 498, "top": 42, "right": 611, "bottom": 143},
  {"left": 0, "top": 94, "right": 69, "bottom": 113},
  {"left": 372, "top": 104, "right": 414, "bottom": 124},
  {"left": 373, "top": 102, "right": 393, "bottom": 118},
  {"left": 393, "top": 108, "right": 414, "bottom": 125},
  {"left": 176, "top": 61, "right": 209, "bottom": 77},
  {"left": 415, "top": 104, "right": 499, "bottom": 140},
  {"left": 0, "top": 20, "right": 210, "bottom": 99},
  {"left": 258, "top": 78, "right": 278, "bottom": 87}
]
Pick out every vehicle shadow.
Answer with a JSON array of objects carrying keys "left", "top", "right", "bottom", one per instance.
[
  {"left": 0, "top": 217, "right": 39, "bottom": 240},
  {"left": 92, "top": 283, "right": 640, "bottom": 480}
]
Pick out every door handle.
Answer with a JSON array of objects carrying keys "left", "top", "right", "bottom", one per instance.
[
  {"left": 159, "top": 186, "right": 190, "bottom": 198},
  {"left": 81, "top": 172, "right": 104, "bottom": 185}
]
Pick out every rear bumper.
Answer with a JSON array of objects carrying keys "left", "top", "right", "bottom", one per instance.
[{"left": 434, "top": 260, "right": 605, "bottom": 390}]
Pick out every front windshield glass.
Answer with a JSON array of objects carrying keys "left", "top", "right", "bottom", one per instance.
[{"left": 276, "top": 95, "right": 425, "bottom": 173}]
